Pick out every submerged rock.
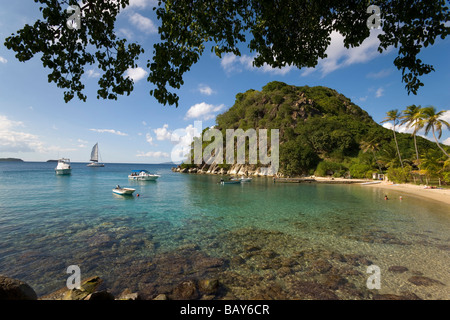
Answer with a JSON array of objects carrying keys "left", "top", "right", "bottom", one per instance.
[
  {"left": 0, "top": 275, "right": 37, "bottom": 300},
  {"left": 63, "top": 276, "right": 103, "bottom": 300},
  {"left": 311, "top": 259, "right": 332, "bottom": 274},
  {"left": 373, "top": 293, "right": 421, "bottom": 300},
  {"left": 408, "top": 276, "right": 445, "bottom": 287},
  {"left": 388, "top": 266, "right": 409, "bottom": 273},
  {"left": 198, "top": 279, "right": 219, "bottom": 295},
  {"left": 171, "top": 280, "right": 199, "bottom": 300}
]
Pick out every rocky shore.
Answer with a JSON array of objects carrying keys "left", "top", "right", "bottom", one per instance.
[
  {"left": 171, "top": 163, "right": 369, "bottom": 185},
  {"left": 171, "top": 163, "right": 273, "bottom": 176}
]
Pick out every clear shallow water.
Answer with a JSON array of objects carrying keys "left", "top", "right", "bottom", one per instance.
[{"left": 0, "top": 162, "right": 449, "bottom": 299}]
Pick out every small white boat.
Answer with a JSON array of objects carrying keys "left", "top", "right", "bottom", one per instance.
[
  {"left": 87, "top": 143, "right": 105, "bottom": 167},
  {"left": 112, "top": 185, "right": 136, "bottom": 195},
  {"left": 230, "top": 177, "right": 252, "bottom": 182},
  {"left": 360, "top": 181, "right": 382, "bottom": 185},
  {"left": 128, "top": 170, "right": 159, "bottom": 181},
  {"left": 55, "top": 158, "right": 72, "bottom": 175}
]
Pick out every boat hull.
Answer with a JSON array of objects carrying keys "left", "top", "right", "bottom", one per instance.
[
  {"left": 128, "top": 175, "right": 159, "bottom": 181},
  {"left": 55, "top": 169, "right": 72, "bottom": 175},
  {"left": 87, "top": 162, "right": 105, "bottom": 167},
  {"left": 221, "top": 181, "right": 241, "bottom": 185},
  {"left": 112, "top": 188, "right": 136, "bottom": 195}
]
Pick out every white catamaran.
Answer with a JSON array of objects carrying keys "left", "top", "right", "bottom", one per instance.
[{"left": 87, "top": 143, "right": 105, "bottom": 167}]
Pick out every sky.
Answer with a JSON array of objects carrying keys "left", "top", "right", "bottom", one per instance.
[{"left": 0, "top": 0, "right": 449, "bottom": 164}]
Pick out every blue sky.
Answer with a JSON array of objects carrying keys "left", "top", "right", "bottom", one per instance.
[{"left": 1, "top": 0, "right": 449, "bottom": 163}]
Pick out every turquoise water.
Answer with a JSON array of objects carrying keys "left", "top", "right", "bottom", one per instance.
[{"left": 0, "top": 162, "right": 449, "bottom": 299}]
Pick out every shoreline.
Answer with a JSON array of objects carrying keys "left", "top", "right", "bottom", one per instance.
[{"left": 361, "top": 181, "right": 450, "bottom": 206}]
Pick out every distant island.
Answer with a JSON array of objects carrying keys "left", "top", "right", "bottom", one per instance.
[
  {"left": 46, "top": 160, "right": 58, "bottom": 162},
  {"left": 0, "top": 158, "right": 24, "bottom": 162}
]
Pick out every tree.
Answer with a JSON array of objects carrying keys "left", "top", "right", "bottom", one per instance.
[
  {"left": 421, "top": 106, "right": 450, "bottom": 158},
  {"left": 420, "top": 148, "right": 446, "bottom": 185},
  {"left": 360, "top": 139, "right": 383, "bottom": 173},
  {"left": 381, "top": 109, "right": 404, "bottom": 168},
  {"left": 400, "top": 105, "right": 424, "bottom": 167},
  {"left": 4, "top": 0, "right": 450, "bottom": 106}
]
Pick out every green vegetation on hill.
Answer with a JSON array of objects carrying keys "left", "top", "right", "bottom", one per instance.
[{"left": 192, "top": 82, "right": 450, "bottom": 183}]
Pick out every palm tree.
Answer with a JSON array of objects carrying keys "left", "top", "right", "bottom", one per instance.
[
  {"left": 360, "top": 139, "right": 383, "bottom": 173},
  {"left": 420, "top": 149, "right": 445, "bottom": 185},
  {"left": 400, "top": 105, "right": 424, "bottom": 168},
  {"left": 381, "top": 109, "right": 404, "bottom": 168},
  {"left": 421, "top": 106, "right": 450, "bottom": 158}
]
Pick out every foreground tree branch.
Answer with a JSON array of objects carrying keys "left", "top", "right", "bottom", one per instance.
[{"left": 5, "top": 0, "right": 450, "bottom": 106}]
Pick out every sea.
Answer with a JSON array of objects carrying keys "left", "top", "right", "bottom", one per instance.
[{"left": 0, "top": 162, "right": 449, "bottom": 299}]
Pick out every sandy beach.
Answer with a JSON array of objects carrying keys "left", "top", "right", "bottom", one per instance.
[{"left": 361, "top": 181, "right": 450, "bottom": 206}]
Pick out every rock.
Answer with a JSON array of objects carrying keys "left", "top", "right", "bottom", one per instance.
[
  {"left": 230, "top": 256, "right": 246, "bottom": 266},
  {"left": 63, "top": 276, "right": 103, "bottom": 300},
  {"left": 171, "top": 280, "right": 199, "bottom": 300},
  {"left": 244, "top": 245, "right": 261, "bottom": 252},
  {"left": 388, "top": 266, "right": 409, "bottom": 273},
  {"left": 86, "top": 290, "right": 115, "bottom": 300},
  {"left": 117, "top": 288, "right": 141, "bottom": 300},
  {"left": 153, "top": 293, "right": 168, "bottom": 300},
  {"left": 408, "top": 276, "right": 445, "bottom": 286},
  {"left": 198, "top": 279, "right": 219, "bottom": 295},
  {"left": 373, "top": 293, "right": 421, "bottom": 300},
  {"left": 311, "top": 259, "right": 332, "bottom": 274},
  {"left": 320, "top": 274, "right": 348, "bottom": 290},
  {"left": 291, "top": 281, "right": 339, "bottom": 300},
  {"left": 0, "top": 275, "right": 37, "bottom": 300}
]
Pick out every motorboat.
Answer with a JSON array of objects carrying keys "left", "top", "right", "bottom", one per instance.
[
  {"left": 112, "top": 185, "right": 136, "bottom": 195},
  {"left": 220, "top": 179, "right": 241, "bottom": 185},
  {"left": 239, "top": 177, "right": 252, "bottom": 182},
  {"left": 55, "top": 158, "right": 72, "bottom": 175},
  {"left": 128, "top": 170, "right": 160, "bottom": 181},
  {"left": 87, "top": 143, "right": 105, "bottom": 167}
]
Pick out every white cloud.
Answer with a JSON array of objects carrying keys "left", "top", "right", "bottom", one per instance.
[
  {"left": 86, "top": 69, "right": 100, "bottom": 78},
  {"left": 117, "top": 28, "right": 134, "bottom": 39},
  {"left": 154, "top": 124, "right": 172, "bottom": 141},
  {"left": 367, "top": 68, "right": 392, "bottom": 79},
  {"left": 443, "top": 137, "right": 450, "bottom": 146},
  {"left": 440, "top": 110, "right": 450, "bottom": 123},
  {"left": 198, "top": 84, "right": 215, "bottom": 96},
  {"left": 124, "top": 67, "right": 148, "bottom": 83},
  {"left": 220, "top": 53, "right": 294, "bottom": 76},
  {"left": 89, "top": 128, "right": 128, "bottom": 136},
  {"left": 145, "top": 133, "right": 154, "bottom": 145},
  {"left": 170, "top": 123, "right": 202, "bottom": 163},
  {"left": 0, "top": 56, "right": 7, "bottom": 64},
  {"left": 0, "top": 115, "right": 44, "bottom": 153},
  {"left": 301, "top": 30, "right": 388, "bottom": 77},
  {"left": 136, "top": 151, "right": 169, "bottom": 158},
  {"left": 129, "top": 12, "right": 157, "bottom": 34},
  {"left": 375, "top": 87, "right": 384, "bottom": 98},
  {"left": 127, "top": 0, "right": 158, "bottom": 9},
  {"left": 185, "top": 102, "right": 225, "bottom": 120}
]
